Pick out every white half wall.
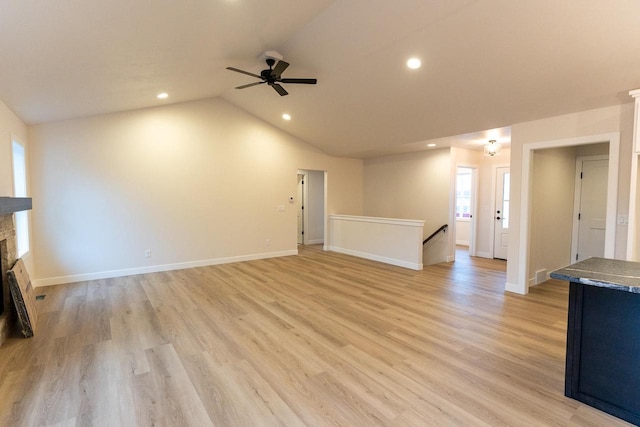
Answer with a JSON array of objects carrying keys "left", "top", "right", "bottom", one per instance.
[{"left": 328, "top": 214, "right": 425, "bottom": 270}]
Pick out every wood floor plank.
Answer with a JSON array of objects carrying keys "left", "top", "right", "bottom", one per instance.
[{"left": 0, "top": 246, "right": 633, "bottom": 426}]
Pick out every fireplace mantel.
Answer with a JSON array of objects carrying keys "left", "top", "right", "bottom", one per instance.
[{"left": 0, "top": 197, "right": 32, "bottom": 215}]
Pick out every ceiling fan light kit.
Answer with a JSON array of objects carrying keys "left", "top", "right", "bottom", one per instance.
[{"left": 226, "top": 56, "right": 317, "bottom": 96}]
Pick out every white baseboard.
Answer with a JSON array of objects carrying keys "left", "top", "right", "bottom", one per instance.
[
  {"left": 455, "top": 240, "right": 469, "bottom": 246},
  {"left": 33, "top": 249, "right": 299, "bottom": 287},
  {"left": 306, "top": 239, "right": 324, "bottom": 245},
  {"left": 475, "top": 251, "right": 491, "bottom": 259},
  {"left": 446, "top": 255, "right": 455, "bottom": 262},
  {"left": 327, "top": 246, "right": 422, "bottom": 271},
  {"left": 505, "top": 281, "right": 528, "bottom": 295}
]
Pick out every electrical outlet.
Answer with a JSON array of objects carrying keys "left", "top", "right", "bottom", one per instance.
[
  {"left": 145, "top": 249, "right": 151, "bottom": 258},
  {"left": 265, "top": 239, "right": 270, "bottom": 247}
]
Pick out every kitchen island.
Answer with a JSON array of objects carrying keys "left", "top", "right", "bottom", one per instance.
[{"left": 551, "top": 258, "right": 640, "bottom": 426}]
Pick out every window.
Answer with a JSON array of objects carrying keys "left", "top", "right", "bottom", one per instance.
[
  {"left": 456, "top": 167, "right": 472, "bottom": 220},
  {"left": 502, "top": 172, "right": 510, "bottom": 228},
  {"left": 12, "top": 139, "right": 29, "bottom": 257}
]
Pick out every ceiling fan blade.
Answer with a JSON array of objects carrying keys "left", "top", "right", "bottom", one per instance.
[
  {"left": 272, "top": 60, "right": 289, "bottom": 77},
  {"left": 226, "top": 67, "right": 262, "bottom": 79},
  {"left": 272, "top": 84, "right": 288, "bottom": 96},
  {"left": 280, "top": 78, "right": 317, "bottom": 85},
  {"left": 235, "top": 81, "right": 266, "bottom": 89}
]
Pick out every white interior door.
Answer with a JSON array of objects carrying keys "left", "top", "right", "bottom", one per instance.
[
  {"left": 297, "top": 174, "right": 304, "bottom": 244},
  {"left": 494, "top": 167, "right": 510, "bottom": 260},
  {"left": 576, "top": 159, "right": 608, "bottom": 261}
]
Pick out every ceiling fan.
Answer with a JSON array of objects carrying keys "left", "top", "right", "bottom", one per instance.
[{"left": 226, "top": 58, "right": 317, "bottom": 96}]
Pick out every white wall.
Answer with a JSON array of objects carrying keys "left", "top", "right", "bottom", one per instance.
[
  {"left": 0, "top": 99, "right": 34, "bottom": 275},
  {"left": 0, "top": 101, "right": 28, "bottom": 197},
  {"left": 28, "top": 97, "right": 363, "bottom": 284},
  {"left": 363, "top": 148, "right": 450, "bottom": 264},
  {"left": 508, "top": 103, "right": 634, "bottom": 293}
]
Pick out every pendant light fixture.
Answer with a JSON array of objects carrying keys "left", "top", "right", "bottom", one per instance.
[{"left": 484, "top": 139, "right": 501, "bottom": 157}]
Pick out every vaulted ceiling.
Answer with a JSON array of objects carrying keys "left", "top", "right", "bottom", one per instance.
[{"left": 1, "top": 0, "right": 639, "bottom": 157}]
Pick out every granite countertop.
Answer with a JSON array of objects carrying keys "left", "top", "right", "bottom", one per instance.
[{"left": 550, "top": 257, "right": 640, "bottom": 293}]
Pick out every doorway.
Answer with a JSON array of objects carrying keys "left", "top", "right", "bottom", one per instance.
[
  {"left": 297, "top": 174, "right": 305, "bottom": 244},
  {"left": 297, "top": 170, "right": 326, "bottom": 246},
  {"left": 514, "top": 133, "right": 619, "bottom": 295},
  {"left": 571, "top": 156, "right": 608, "bottom": 262},
  {"left": 455, "top": 166, "right": 478, "bottom": 255}
]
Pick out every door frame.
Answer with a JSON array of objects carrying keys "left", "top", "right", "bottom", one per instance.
[
  {"left": 513, "top": 132, "right": 619, "bottom": 295},
  {"left": 297, "top": 169, "right": 328, "bottom": 248},
  {"left": 297, "top": 172, "right": 306, "bottom": 244},
  {"left": 570, "top": 155, "right": 609, "bottom": 262},
  {"left": 297, "top": 170, "right": 309, "bottom": 245},
  {"left": 490, "top": 163, "right": 511, "bottom": 259}
]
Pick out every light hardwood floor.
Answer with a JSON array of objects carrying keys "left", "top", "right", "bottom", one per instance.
[{"left": 0, "top": 246, "right": 631, "bottom": 426}]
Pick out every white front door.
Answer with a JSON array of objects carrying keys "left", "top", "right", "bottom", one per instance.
[
  {"left": 576, "top": 159, "right": 608, "bottom": 261},
  {"left": 494, "top": 167, "right": 510, "bottom": 260}
]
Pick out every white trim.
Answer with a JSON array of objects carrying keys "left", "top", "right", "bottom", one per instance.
[
  {"left": 516, "top": 132, "right": 619, "bottom": 295},
  {"left": 571, "top": 155, "right": 609, "bottom": 263},
  {"left": 446, "top": 255, "right": 455, "bottom": 262},
  {"left": 628, "top": 153, "right": 638, "bottom": 259},
  {"left": 324, "top": 171, "right": 329, "bottom": 251},
  {"left": 306, "top": 239, "right": 324, "bottom": 245},
  {"left": 630, "top": 89, "right": 640, "bottom": 152},
  {"left": 296, "top": 170, "right": 307, "bottom": 245},
  {"left": 33, "top": 250, "right": 298, "bottom": 287},
  {"left": 505, "top": 281, "right": 524, "bottom": 295},
  {"left": 327, "top": 246, "right": 423, "bottom": 270},
  {"left": 328, "top": 214, "right": 425, "bottom": 227},
  {"left": 475, "top": 251, "right": 491, "bottom": 259},
  {"left": 455, "top": 240, "right": 469, "bottom": 246},
  {"left": 628, "top": 89, "right": 640, "bottom": 259}
]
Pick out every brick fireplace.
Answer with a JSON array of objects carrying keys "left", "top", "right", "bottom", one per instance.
[{"left": 0, "top": 197, "right": 32, "bottom": 346}]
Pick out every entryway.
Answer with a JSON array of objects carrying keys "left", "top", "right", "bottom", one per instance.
[{"left": 296, "top": 169, "right": 326, "bottom": 246}]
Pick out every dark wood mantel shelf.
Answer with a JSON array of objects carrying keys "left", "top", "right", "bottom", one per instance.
[{"left": 0, "top": 197, "right": 32, "bottom": 216}]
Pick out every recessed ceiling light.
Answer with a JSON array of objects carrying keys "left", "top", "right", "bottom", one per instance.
[
  {"left": 427, "top": 143, "right": 436, "bottom": 147},
  {"left": 157, "top": 92, "right": 169, "bottom": 99},
  {"left": 407, "top": 57, "right": 422, "bottom": 69},
  {"left": 282, "top": 113, "right": 291, "bottom": 121}
]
